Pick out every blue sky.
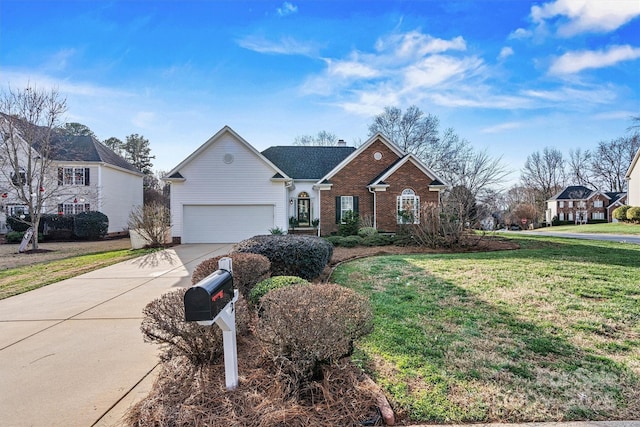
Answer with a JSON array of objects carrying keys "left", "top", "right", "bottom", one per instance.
[{"left": 1, "top": 0, "right": 639, "bottom": 183}]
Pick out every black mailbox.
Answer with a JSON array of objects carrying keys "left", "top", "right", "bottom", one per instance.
[{"left": 184, "top": 269, "right": 234, "bottom": 321}]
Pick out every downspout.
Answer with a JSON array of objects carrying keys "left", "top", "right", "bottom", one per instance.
[
  {"left": 368, "top": 187, "right": 377, "bottom": 229},
  {"left": 317, "top": 190, "right": 321, "bottom": 236}
]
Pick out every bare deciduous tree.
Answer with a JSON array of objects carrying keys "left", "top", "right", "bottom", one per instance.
[
  {"left": 368, "top": 105, "right": 440, "bottom": 160},
  {"left": 0, "top": 85, "right": 67, "bottom": 250},
  {"left": 521, "top": 147, "right": 565, "bottom": 201},
  {"left": 293, "top": 130, "right": 339, "bottom": 146},
  {"left": 590, "top": 135, "right": 640, "bottom": 192},
  {"left": 567, "top": 148, "right": 595, "bottom": 188}
]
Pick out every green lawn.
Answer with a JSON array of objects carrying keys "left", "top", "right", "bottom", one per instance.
[
  {"left": 332, "top": 235, "right": 640, "bottom": 423},
  {"left": 0, "top": 248, "right": 157, "bottom": 300},
  {"left": 534, "top": 222, "right": 640, "bottom": 235}
]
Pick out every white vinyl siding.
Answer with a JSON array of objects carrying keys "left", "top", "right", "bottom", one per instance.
[
  {"left": 169, "top": 131, "right": 287, "bottom": 242},
  {"left": 100, "top": 165, "right": 144, "bottom": 233}
]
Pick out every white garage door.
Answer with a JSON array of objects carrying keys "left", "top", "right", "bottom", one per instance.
[{"left": 182, "top": 205, "right": 274, "bottom": 243}]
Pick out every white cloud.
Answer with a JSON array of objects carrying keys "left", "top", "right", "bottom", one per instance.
[
  {"left": 276, "top": 2, "right": 298, "bottom": 17},
  {"left": 508, "top": 28, "right": 532, "bottom": 39},
  {"left": 480, "top": 121, "right": 524, "bottom": 134},
  {"left": 403, "top": 55, "right": 484, "bottom": 90},
  {"left": 375, "top": 31, "right": 466, "bottom": 60},
  {"left": 237, "top": 35, "right": 316, "bottom": 56},
  {"left": 498, "top": 47, "right": 514, "bottom": 60},
  {"left": 522, "top": 85, "right": 617, "bottom": 105},
  {"left": 299, "top": 29, "right": 486, "bottom": 113},
  {"left": 326, "top": 58, "right": 380, "bottom": 79},
  {"left": 549, "top": 45, "right": 640, "bottom": 74},
  {"left": 531, "top": 0, "right": 640, "bottom": 36}
]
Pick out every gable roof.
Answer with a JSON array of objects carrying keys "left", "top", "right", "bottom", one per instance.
[
  {"left": 548, "top": 185, "right": 594, "bottom": 201},
  {"left": 368, "top": 154, "right": 448, "bottom": 188},
  {"left": 50, "top": 134, "right": 142, "bottom": 173},
  {"left": 0, "top": 113, "right": 141, "bottom": 174},
  {"left": 163, "top": 125, "right": 290, "bottom": 181},
  {"left": 261, "top": 146, "right": 356, "bottom": 180},
  {"left": 315, "top": 132, "right": 448, "bottom": 187},
  {"left": 605, "top": 192, "right": 627, "bottom": 205}
]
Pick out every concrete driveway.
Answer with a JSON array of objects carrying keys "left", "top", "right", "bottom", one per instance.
[{"left": 0, "top": 244, "right": 233, "bottom": 427}]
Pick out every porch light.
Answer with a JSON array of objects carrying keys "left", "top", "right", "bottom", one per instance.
[{"left": 290, "top": 198, "right": 294, "bottom": 205}]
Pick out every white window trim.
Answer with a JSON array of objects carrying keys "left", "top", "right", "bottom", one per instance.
[
  {"left": 340, "top": 196, "right": 353, "bottom": 224},
  {"left": 397, "top": 189, "right": 420, "bottom": 224}
]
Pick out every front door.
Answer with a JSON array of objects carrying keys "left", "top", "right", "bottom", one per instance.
[{"left": 297, "top": 198, "right": 310, "bottom": 227}]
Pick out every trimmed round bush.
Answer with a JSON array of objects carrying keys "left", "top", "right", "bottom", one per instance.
[
  {"left": 626, "top": 206, "right": 640, "bottom": 223},
  {"left": 248, "top": 276, "right": 310, "bottom": 306},
  {"left": 362, "top": 233, "right": 394, "bottom": 246},
  {"left": 232, "top": 234, "right": 333, "bottom": 281},
  {"left": 613, "top": 205, "right": 630, "bottom": 221},
  {"left": 73, "top": 211, "right": 108, "bottom": 240},
  {"left": 192, "top": 253, "right": 271, "bottom": 299},
  {"left": 6, "top": 215, "right": 31, "bottom": 232},
  {"left": 324, "top": 235, "right": 342, "bottom": 246},
  {"left": 256, "top": 283, "right": 373, "bottom": 385},
  {"left": 357, "top": 227, "right": 378, "bottom": 238},
  {"left": 339, "top": 235, "right": 362, "bottom": 248}
]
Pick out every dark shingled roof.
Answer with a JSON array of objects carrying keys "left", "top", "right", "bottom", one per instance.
[
  {"left": 1, "top": 113, "right": 140, "bottom": 173},
  {"left": 49, "top": 134, "right": 141, "bottom": 173},
  {"left": 605, "top": 192, "right": 626, "bottom": 204},
  {"left": 549, "top": 185, "right": 593, "bottom": 200},
  {"left": 261, "top": 146, "right": 356, "bottom": 180}
]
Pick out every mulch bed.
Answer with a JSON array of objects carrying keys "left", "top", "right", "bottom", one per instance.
[{"left": 125, "top": 236, "right": 520, "bottom": 427}]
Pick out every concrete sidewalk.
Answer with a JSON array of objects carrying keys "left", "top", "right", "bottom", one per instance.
[{"left": 0, "top": 244, "right": 233, "bottom": 427}]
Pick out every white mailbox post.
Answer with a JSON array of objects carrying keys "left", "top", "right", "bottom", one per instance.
[{"left": 183, "top": 257, "right": 239, "bottom": 390}]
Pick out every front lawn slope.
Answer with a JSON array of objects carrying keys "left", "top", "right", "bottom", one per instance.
[{"left": 333, "top": 236, "right": 640, "bottom": 423}]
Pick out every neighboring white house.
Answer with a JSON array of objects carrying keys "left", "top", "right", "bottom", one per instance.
[
  {"left": 626, "top": 147, "right": 640, "bottom": 206},
  {"left": 163, "top": 126, "right": 291, "bottom": 243},
  {"left": 1, "top": 116, "right": 143, "bottom": 235}
]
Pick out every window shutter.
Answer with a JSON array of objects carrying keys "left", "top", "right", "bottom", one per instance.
[
  {"left": 335, "top": 196, "right": 341, "bottom": 224},
  {"left": 58, "top": 168, "right": 63, "bottom": 186},
  {"left": 84, "top": 168, "right": 90, "bottom": 186},
  {"left": 353, "top": 196, "right": 359, "bottom": 214}
]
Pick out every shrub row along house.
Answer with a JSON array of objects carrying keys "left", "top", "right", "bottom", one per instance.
[
  {"left": 164, "top": 126, "right": 448, "bottom": 243},
  {"left": 545, "top": 185, "right": 627, "bottom": 224},
  {"left": 0, "top": 114, "right": 143, "bottom": 236}
]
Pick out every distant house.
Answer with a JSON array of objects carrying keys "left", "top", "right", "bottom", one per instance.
[
  {"left": 545, "top": 185, "right": 627, "bottom": 224},
  {"left": 0, "top": 115, "right": 143, "bottom": 235},
  {"left": 164, "top": 126, "right": 448, "bottom": 243},
  {"left": 626, "top": 147, "right": 640, "bottom": 206}
]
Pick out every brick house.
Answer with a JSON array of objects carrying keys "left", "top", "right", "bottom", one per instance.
[
  {"left": 545, "top": 185, "right": 627, "bottom": 224},
  {"left": 165, "top": 127, "right": 448, "bottom": 243}
]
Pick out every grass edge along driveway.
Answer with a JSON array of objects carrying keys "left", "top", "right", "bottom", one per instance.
[
  {"left": 0, "top": 248, "right": 157, "bottom": 300},
  {"left": 333, "top": 235, "right": 640, "bottom": 423}
]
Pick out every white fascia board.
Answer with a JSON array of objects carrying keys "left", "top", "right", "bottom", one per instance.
[{"left": 626, "top": 147, "right": 640, "bottom": 179}]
